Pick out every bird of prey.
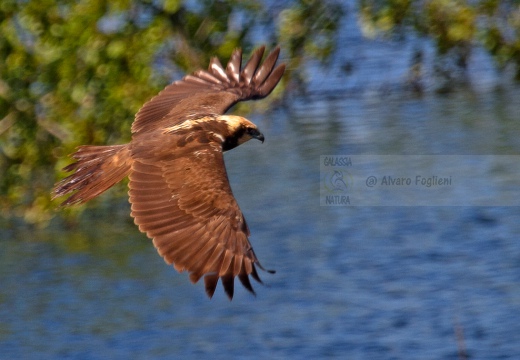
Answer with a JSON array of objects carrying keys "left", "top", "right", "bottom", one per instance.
[{"left": 53, "top": 46, "right": 285, "bottom": 299}]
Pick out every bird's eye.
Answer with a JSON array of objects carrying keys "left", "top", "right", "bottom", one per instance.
[{"left": 246, "top": 127, "right": 258, "bottom": 136}]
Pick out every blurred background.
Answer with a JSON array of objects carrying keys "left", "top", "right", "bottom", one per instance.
[{"left": 1, "top": 0, "right": 520, "bottom": 358}]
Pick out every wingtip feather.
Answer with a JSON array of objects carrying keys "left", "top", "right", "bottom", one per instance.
[
  {"left": 226, "top": 48, "right": 242, "bottom": 83},
  {"left": 238, "top": 272, "right": 256, "bottom": 296},
  {"left": 256, "top": 64, "right": 285, "bottom": 98},
  {"left": 204, "top": 273, "right": 219, "bottom": 299},
  {"left": 252, "top": 46, "right": 281, "bottom": 86},
  {"left": 241, "top": 46, "right": 266, "bottom": 84},
  {"left": 221, "top": 274, "right": 235, "bottom": 300}
]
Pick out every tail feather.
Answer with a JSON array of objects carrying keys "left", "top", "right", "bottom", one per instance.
[{"left": 53, "top": 144, "right": 132, "bottom": 206}]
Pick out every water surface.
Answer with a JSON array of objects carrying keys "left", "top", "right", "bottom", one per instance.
[{"left": 2, "top": 18, "right": 520, "bottom": 359}]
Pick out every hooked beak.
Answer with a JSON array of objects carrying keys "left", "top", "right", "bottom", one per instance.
[
  {"left": 251, "top": 130, "right": 264, "bottom": 143},
  {"left": 255, "top": 132, "right": 265, "bottom": 143}
]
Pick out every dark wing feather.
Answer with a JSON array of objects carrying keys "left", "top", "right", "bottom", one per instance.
[
  {"left": 131, "top": 46, "right": 285, "bottom": 134},
  {"left": 129, "top": 134, "right": 269, "bottom": 299},
  {"left": 226, "top": 49, "right": 242, "bottom": 84},
  {"left": 252, "top": 47, "right": 279, "bottom": 86},
  {"left": 242, "top": 46, "right": 264, "bottom": 84}
]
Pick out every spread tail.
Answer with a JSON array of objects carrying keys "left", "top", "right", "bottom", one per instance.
[{"left": 53, "top": 144, "right": 132, "bottom": 206}]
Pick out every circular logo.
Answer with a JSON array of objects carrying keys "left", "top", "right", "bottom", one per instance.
[{"left": 324, "top": 170, "right": 352, "bottom": 193}]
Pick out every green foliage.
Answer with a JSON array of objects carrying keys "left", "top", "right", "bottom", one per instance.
[
  {"left": 0, "top": 0, "right": 342, "bottom": 224},
  {"left": 424, "top": 0, "right": 476, "bottom": 54},
  {"left": 277, "top": 0, "right": 343, "bottom": 88},
  {"left": 359, "top": 0, "right": 520, "bottom": 78},
  {"left": 278, "top": 0, "right": 343, "bottom": 61}
]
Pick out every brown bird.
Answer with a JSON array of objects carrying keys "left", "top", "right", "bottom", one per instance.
[{"left": 53, "top": 46, "right": 285, "bottom": 299}]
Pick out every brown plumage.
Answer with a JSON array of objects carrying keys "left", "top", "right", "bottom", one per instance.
[{"left": 53, "top": 46, "right": 285, "bottom": 299}]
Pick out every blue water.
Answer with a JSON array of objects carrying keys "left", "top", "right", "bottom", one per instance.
[
  {"left": 2, "top": 11, "right": 520, "bottom": 359},
  {"left": 2, "top": 89, "right": 520, "bottom": 359}
]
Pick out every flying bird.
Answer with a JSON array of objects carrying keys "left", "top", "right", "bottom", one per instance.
[{"left": 53, "top": 46, "right": 285, "bottom": 299}]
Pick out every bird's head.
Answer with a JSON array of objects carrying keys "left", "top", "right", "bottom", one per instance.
[{"left": 219, "top": 115, "right": 264, "bottom": 151}]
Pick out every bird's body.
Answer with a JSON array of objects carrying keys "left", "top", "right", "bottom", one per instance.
[{"left": 53, "top": 46, "right": 285, "bottom": 299}]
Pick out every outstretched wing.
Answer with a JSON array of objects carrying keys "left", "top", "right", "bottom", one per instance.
[
  {"left": 128, "top": 134, "right": 272, "bottom": 299},
  {"left": 131, "top": 46, "right": 285, "bottom": 134}
]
